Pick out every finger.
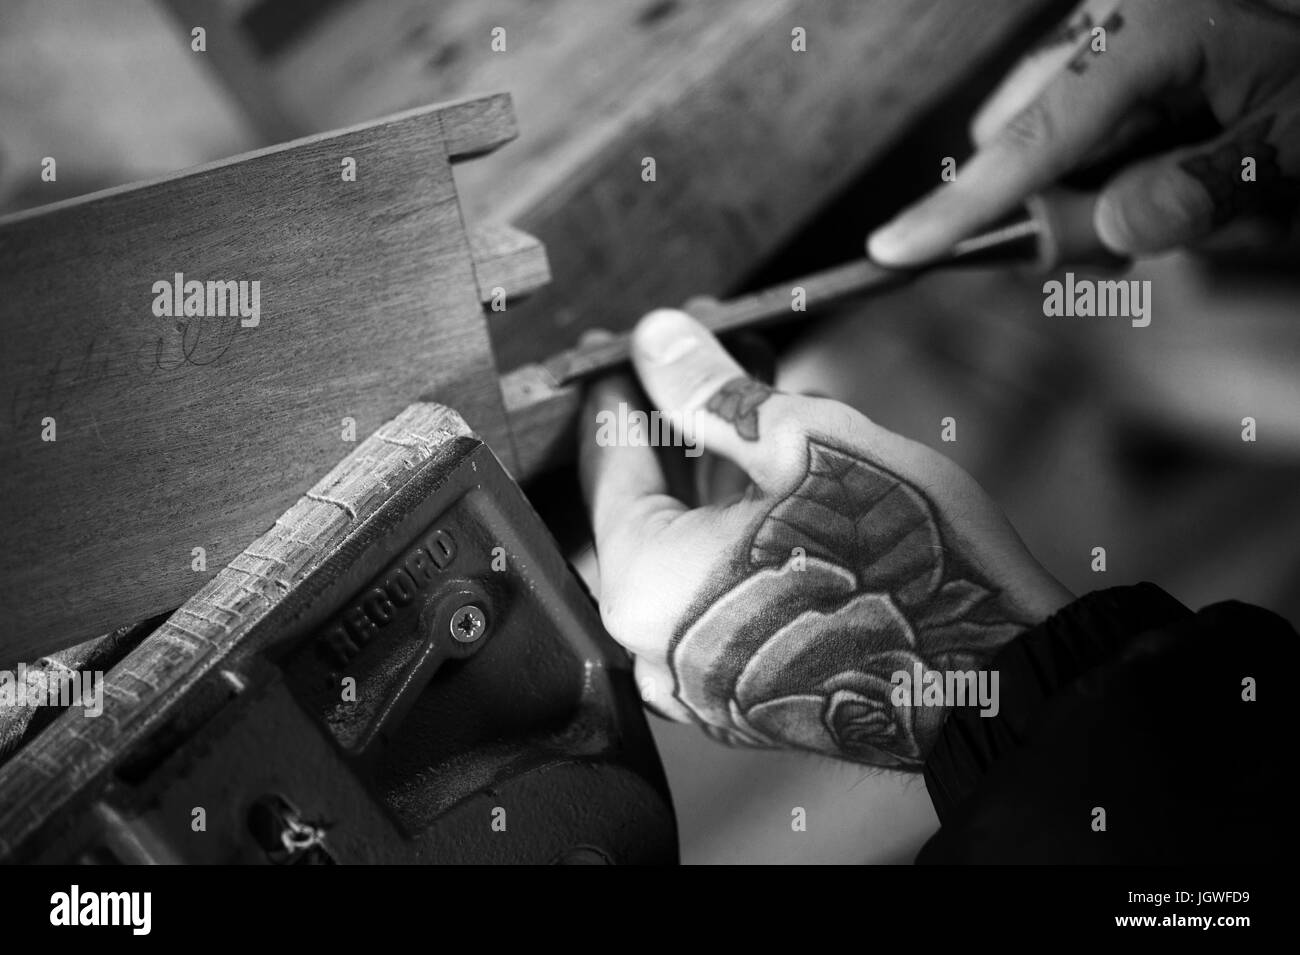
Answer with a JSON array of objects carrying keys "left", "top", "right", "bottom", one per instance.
[
  {"left": 690, "top": 330, "right": 778, "bottom": 506},
  {"left": 981, "top": 70, "right": 1184, "bottom": 181},
  {"left": 869, "top": 24, "right": 1175, "bottom": 266},
  {"left": 579, "top": 370, "right": 682, "bottom": 565},
  {"left": 1190, "top": 216, "right": 1289, "bottom": 256},
  {"left": 971, "top": 0, "right": 1126, "bottom": 146},
  {"left": 630, "top": 309, "right": 796, "bottom": 490},
  {"left": 1095, "top": 110, "right": 1300, "bottom": 255}
]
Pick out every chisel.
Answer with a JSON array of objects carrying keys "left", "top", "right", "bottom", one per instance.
[{"left": 541, "top": 187, "right": 1123, "bottom": 386}]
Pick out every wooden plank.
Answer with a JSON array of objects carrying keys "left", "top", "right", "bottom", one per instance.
[
  {"left": 436, "top": 94, "right": 519, "bottom": 162},
  {"left": 0, "top": 95, "right": 520, "bottom": 663},
  {"left": 467, "top": 222, "right": 551, "bottom": 305},
  {"left": 490, "top": 0, "right": 1075, "bottom": 369},
  {"left": 169, "top": 0, "right": 1071, "bottom": 370},
  {"left": 0, "top": 402, "right": 471, "bottom": 860},
  {"left": 502, "top": 365, "right": 583, "bottom": 483},
  {"left": 0, "top": 622, "right": 151, "bottom": 762}
]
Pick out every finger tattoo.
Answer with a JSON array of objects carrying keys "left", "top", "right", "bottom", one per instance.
[
  {"left": 703, "top": 377, "right": 774, "bottom": 441},
  {"left": 1031, "top": 9, "right": 1124, "bottom": 73}
]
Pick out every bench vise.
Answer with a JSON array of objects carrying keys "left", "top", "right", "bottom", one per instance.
[{"left": 0, "top": 404, "right": 676, "bottom": 864}]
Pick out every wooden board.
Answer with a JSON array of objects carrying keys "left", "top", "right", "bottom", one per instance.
[
  {"left": 0, "top": 94, "right": 541, "bottom": 663},
  {"left": 160, "top": 0, "right": 1073, "bottom": 369},
  {"left": 493, "top": 0, "right": 1076, "bottom": 369}
]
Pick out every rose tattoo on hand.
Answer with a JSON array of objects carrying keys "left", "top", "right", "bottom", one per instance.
[
  {"left": 671, "top": 442, "right": 1024, "bottom": 769},
  {"left": 580, "top": 309, "right": 1072, "bottom": 772}
]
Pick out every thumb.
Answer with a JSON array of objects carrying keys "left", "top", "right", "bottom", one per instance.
[
  {"left": 630, "top": 309, "right": 798, "bottom": 491},
  {"left": 1095, "top": 113, "right": 1299, "bottom": 255}
]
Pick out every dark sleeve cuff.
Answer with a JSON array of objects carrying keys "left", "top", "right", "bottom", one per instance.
[{"left": 922, "top": 582, "right": 1191, "bottom": 823}]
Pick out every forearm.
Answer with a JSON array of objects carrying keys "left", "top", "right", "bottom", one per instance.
[{"left": 918, "top": 584, "right": 1290, "bottom": 863}]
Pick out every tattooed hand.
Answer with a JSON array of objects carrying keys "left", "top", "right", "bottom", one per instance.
[
  {"left": 580, "top": 310, "right": 1073, "bottom": 770},
  {"left": 868, "top": 0, "right": 1300, "bottom": 263}
]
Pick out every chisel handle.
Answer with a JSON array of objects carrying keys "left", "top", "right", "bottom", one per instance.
[{"left": 1026, "top": 188, "right": 1129, "bottom": 271}]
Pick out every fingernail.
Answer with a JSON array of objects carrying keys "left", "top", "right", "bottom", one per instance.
[
  {"left": 1153, "top": 171, "right": 1215, "bottom": 236},
  {"left": 579, "top": 327, "right": 617, "bottom": 347},
  {"left": 1096, "top": 175, "right": 1214, "bottom": 256},
  {"left": 635, "top": 309, "right": 699, "bottom": 364},
  {"left": 1093, "top": 193, "right": 1130, "bottom": 253},
  {"left": 866, "top": 219, "right": 913, "bottom": 265}
]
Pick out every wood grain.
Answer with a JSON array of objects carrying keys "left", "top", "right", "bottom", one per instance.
[
  {"left": 502, "top": 364, "right": 584, "bottom": 482},
  {"left": 0, "top": 95, "right": 519, "bottom": 662},
  {"left": 491, "top": 0, "right": 1074, "bottom": 369},
  {"left": 468, "top": 222, "right": 551, "bottom": 305},
  {"left": 158, "top": 0, "right": 1072, "bottom": 370},
  {"left": 0, "top": 402, "right": 472, "bottom": 860}
]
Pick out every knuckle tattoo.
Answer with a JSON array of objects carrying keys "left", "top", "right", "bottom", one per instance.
[
  {"left": 703, "top": 376, "right": 776, "bottom": 441},
  {"left": 1002, "top": 99, "right": 1058, "bottom": 152}
]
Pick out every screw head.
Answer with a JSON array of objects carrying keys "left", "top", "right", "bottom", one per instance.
[{"left": 449, "top": 604, "right": 487, "bottom": 643}]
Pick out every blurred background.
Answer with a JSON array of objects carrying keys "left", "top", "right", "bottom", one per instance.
[{"left": 3, "top": 0, "right": 1297, "bottom": 863}]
